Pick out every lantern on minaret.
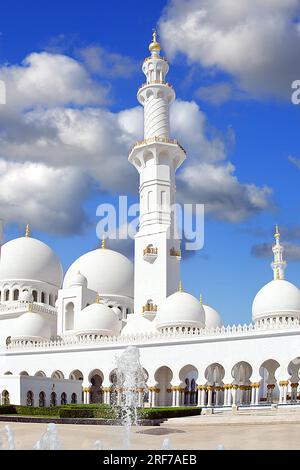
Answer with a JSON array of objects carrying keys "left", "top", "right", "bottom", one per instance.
[{"left": 129, "top": 31, "right": 186, "bottom": 316}]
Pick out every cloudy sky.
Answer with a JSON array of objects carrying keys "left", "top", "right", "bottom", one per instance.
[{"left": 0, "top": 0, "right": 300, "bottom": 324}]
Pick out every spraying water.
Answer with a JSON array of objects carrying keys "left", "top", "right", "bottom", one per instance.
[
  {"left": 116, "top": 346, "right": 147, "bottom": 449},
  {"left": 4, "top": 425, "right": 15, "bottom": 450},
  {"left": 33, "top": 423, "right": 61, "bottom": 450},
  {"left": 161, "top": 438, "right": 172, "bottom": 449}
]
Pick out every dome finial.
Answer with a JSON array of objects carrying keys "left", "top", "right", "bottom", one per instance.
[
  {"left": 179, "top": 280, "right": 183, "bottom": 292},
  {"left": 101, "top": 235, "right": 106, "bottom": 249},
  {"left": 149, "top": 28, "right": 161, "bottom": 54},
  {"left": 274, "top": 224, "right": 280, "bottom": 241},
  {"left": 200, "top": 293, "right": 203, "bottom": 305},
  {"left": 25, "top": 224, "right": 30, "bottom": 238},
  {"left": 96, "top": 293, "right": 102, "bottom": 304},
  {"left": 28, "top": 302, "right": 33, "bottom": 313}
]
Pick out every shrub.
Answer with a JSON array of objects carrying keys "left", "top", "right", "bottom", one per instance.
[
  {"left": 59, "top": 404, "right": 119, "bottom": 419},
  {"left": 138, "top": 406, "right": 201, "bottom": 420},
  {"left": 0, "top": 405, "right": 17, "bottom": 414}
]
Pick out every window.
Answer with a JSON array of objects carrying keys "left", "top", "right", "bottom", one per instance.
[
  {"left": 32, "top": 290, "right": 38, "bottom": 302},
  {"left": 71, "top": 393, "right": 77, "bottom": 404},
  {"left": 13, "top": 289, "right": 19, "bottom": 301},
  {"left": 65, "top": 302, "right": 74, "bottom": 330},
  {"left": 50, "top": 392, "right": 57, "bottom": 406},
  {"left": 60, "top": 392, "right": 67, "bottom": 405},
  {"left": 41, "top": 292, "right": 45, "bottom": 303},
  {"left": 5, "top": 290, "right": 9, "bottom": 301},
  {"left": 26, "top": 391, "right": 34, "bottom": 406},
  {"left": 39, "top": 391, "right": 46, "bottom": 407},
  {"left": 2, "top": 390, "right": 10, "bottom": 405}
]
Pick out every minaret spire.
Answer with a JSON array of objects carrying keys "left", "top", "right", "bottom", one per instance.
[{"left": 271, "top": 225, "right": 287, "bottom": 280}]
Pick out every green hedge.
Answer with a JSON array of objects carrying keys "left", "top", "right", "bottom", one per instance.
[
  {"left": 0, "top": 404, "right": 60, "bottom": 416},
  {"left": 0, "top": 405, "right": 17, "bottom": 414},
  {"left": 139, "top": 406, "right": 201, "bottom": 420},
  {"left": 59, "top": 404, "right": 118, "bottom": 419}
]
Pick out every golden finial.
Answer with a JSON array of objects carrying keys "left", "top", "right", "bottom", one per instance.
[
  {"left": 200, "top": 293, "right": 203, "bottom": 305},
  {"left": 25, "top": 224, "right": 30, "bottom": 238},
  {"left": 179, "top": 280, "right": 183, "bottom": 292},
  {"left": 28, "top": 302, "right": 33, "bottom": 313},
  {"left": 276, "top": 268, "right": 281, "bottom": 280},
  {"left": 101, "top": 235, "right": 106, "bottom": 249},
  {"left": 149, "top": 29, "right": 161, "bottom": 53},
  {"left": 96, "top": 294, "right": 102, "bottom": 304},
  {"left": 274, "top": 224, "right": 280, "bottom": 240}
]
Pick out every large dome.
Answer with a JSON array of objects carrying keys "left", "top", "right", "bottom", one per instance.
[
  {"left": 11, "top": 312, "right": 51, "bottom": 341},
  {"left": 252, "top": 279, "right": 300, "bottom": 322},
  {"left": 0, "top": 237, "right": 63, "bottom": 287},
  {"left": 63, "top": 248, "right": 134, "bottom": 298},
  {"left": 75, "top": 302, "right": 121, "bottom": 336},
  {"left": 203, "top": 304, "right": 224, "bottom": 329},
  {"left": 121, "top": 314, "right": 157, "bottom": 336},
  {"left": 156, "top": 291, "right": 205, "bottom": 329}
]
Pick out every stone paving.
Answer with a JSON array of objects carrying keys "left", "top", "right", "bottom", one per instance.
[{"left": 2, "top": 408, "right": 300, "bottom": 449}]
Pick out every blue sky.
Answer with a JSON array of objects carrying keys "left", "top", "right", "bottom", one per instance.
[{"left": 1, "top": 0, "right": 300, "bottom": 325}]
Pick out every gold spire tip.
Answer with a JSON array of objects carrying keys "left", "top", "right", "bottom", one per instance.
[
  {"left": 149, "top": 28, "right": 161, "bottom": 53},
  {"left": 274, "top": 224, "right": 280, "bottom": 240},
  {"left": 276, "top": 268, "right": 281, "bottom": 280},
  {"left": 200, "top": 293, "right": 203, "bottom": 305},
  {"left": 28, "top": 302, "right": 33, "bottom": 313},
  {"left": 96, "top": 294, "right": 102, "bottom": 304},
  {"left": 25, "top": 224, "right": 30, "bottom": 238},
  {"left": 101, "top": 235, "right": 107, "bottom": 249},
  {"left": 179, "top": 280, "right": 183, "bottom": 292}
]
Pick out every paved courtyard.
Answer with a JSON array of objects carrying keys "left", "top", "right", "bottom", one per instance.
[{"left": 2, "top": 408, "right": 300, "bottom": 450}]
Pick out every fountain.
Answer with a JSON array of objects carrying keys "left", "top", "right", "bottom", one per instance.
[
  {"left": 115, "top": 346, "right": 147, "bottom": 449},
  {"left": 4, "top": 425, "right": 15, "bottom": 450},
  {"left": 33, "top": 423, "right": 61, "bottom": 450}
]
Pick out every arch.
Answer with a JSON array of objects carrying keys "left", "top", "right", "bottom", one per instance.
[
  {"left": 259, "top": 359, "right": 280, "bottom": 404},
  {"left": 50, "top": 391, "right": 57, "bottom": 406},
  {"left": 39, "top": 391, "right": 46, "bottom": 407},
  {"left": 288, "top": 358, "right": 300, "bottom": 403},
  {"left": 71, "top": 392, "right": 77, "bottom": 404},
  {"left": 13, "top": 289, "right": 19, "bottom": 301},
  {"left": 231, "top": 361, "right": 253, "bottom": 406},
  {"left": 20, "top": 371, "right": 29, "bottom": 376},
  {"left": 1, "top": 390, "right": 10, "bottom": 405},
  {"left": 60, "top": 392, "right": 67, "bottom": 405},
  {"left": 34, "top": 371, "right": 46, "bottom": 378},
  {"left": 4, "top": 290, "right": 9, "bottom": 301},
  {"left": 32, "top": 290, "right": 38, "bottom": 302},
  {"left": 4, "top": 371, "right": 12, "bottom": 375},
  {"left": 144, "top": 152, "right": 155, "bottom": 167},
  {"left": 41, "top": 292, "right": 45, "bottom": 304},
  {"left": 154, "top": 366, "right": 173, "bottom": 407},
  {"left": 65, "top": 302, "right": 74, "bottom": 330},
  {"left": 51, "top": 370, "right": 64, "bottom": 380},
  {"left": 69, "top": 370, "right": 83, "bottom": 381},
  {"left": 204, "top": 363, "right": 226, "bottom": 407},
  {"left": 179, "top": 365, "right": 199, "bottom": 406},
  {"left": 49, "top": 294, "right": 54, "bottom": 306},
  {"left": 6, "top": 336, "right": 11, "bottom": 346},
  {"left": 89, "top": 369, "right": 104, "bottom": 404},
  {"left": 26, "top": 390, "right": 34, "bottom": 406}
]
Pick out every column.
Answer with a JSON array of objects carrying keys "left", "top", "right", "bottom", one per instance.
[
  {"left": 201, "top": 387, "right": 207, "bottom": 407},
  {"left": 171, "top": 387, "right": 177, "bottom": 407},
  {"left": 255, "top": 384, "right": 259, "bottom": 405},
  {"left": 207, "top": 386, "right": 213, "bottom": 407},
  {"left": 138, "top": 388, "right": 144, "bottom": 407},
  {"left": 279, "top": 381, "right": 289, "bottom": 404},
  {"left": 197, "top": 386, "right": 202, "bottom": 407},
  {"left": 225, "top": 385, "right": 232, "bottom": 406},
  {"left": 180, "top": 388, "right": 185, "bottom": 406},
  {"left": 215, "top": 386, "right": 221, "bottom": 406},
  {"left": 250, "top": 384, "right": 256, "bottom": 405},
  {"left": 232, "top": 385, "right": 238, "bottom": 406}
]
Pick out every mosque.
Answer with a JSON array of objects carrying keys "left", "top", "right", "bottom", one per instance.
[{"left": 1, "top": 33, "right": 300, "bottom": 409}]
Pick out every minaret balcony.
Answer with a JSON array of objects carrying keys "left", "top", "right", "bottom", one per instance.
[
  {"left": 130, "top": 137, "right": 186, "bottom": 155},
  {"left": 138, "top": 81, "right": 173, "bottom": 91},
  {"left": 170, "top": 247, "right": 181, "bottom": 260},
  {"left": 143, "top": 246, "right": 158, "bottom": 263}
]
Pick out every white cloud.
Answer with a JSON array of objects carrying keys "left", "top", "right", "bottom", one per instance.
[
  {"left": 0, "top": 52, "right": 109, "bottom": 110},
  {"left": 78, "top": 46, "right": 136, "bottom": 78},
  {"left": 0, "top": 50, "right": 273, "bottom": 233},
  {"left": 159, "top": 0, "right": 300, "bottom": 100},
  {"left": 252, "top": 241, "right": 300, "bottom": 261}
]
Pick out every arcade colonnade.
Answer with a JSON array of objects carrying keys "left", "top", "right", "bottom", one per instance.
[{"left": 3, "top": 357, "right": 300, "bottom": 408}]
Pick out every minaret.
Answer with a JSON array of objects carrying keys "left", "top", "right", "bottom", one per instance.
[
  {"left": 271, "top": 225, "right": 287, "bottom": 280},
  {"left": 129, "top": 31, "right": 186, "bottom": 317}
]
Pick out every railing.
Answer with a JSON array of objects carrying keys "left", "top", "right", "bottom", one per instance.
[
  {"left": 130, "top": 137, "right": 186, "bottom": 154},
  {"left": 144, "top": 56, "right": 168, "bottom": 63},
  {"left": 5, "top": 317, "right": 300, "bottom": 351},
  {"left": 138, "top": 81, "right": 173, "bottom": 91},
  {"left": 0, "top": 302, "right": 56, "bottom": 315}
]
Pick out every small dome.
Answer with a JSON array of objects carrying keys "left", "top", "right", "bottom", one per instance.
[
  {"left": 68, "top": 271, "right": 88, "bottom": 288},
  {"left": 203, "top": 304, "right": 224, "bottom": 329},
  {"left": 19, "top": 290, "right": 33, "bottom": 302},
  {"left": 75, "top": 302, "right": 121, "bottom": 336},
  {"left": 156, "top": 291, "right": 205, "bottom": 329},
  {"left": 12, "top": 312, "right": 51, "bottom": 341},
  {"left": 63, "top": 248, "right": 133, "bottom": 298},
  {"left": 0, "top": 237, "right": 63, "bottom": 287},
  {"left": 121, "top": 315, "right": 157, "bottom": 336},
  {"left": 252, "top": 279, "right": 300, "bottom": 322}
]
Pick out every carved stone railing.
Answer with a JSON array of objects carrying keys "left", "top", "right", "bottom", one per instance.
[
  {"left": 0, "top": 302, "right": 56, "bottom": 316},
  {"left": 130, "top": 137, "right": 186, "bottom": 155},
  {"left": 4, "top": 317, "right": 300, "bottom": 351}
]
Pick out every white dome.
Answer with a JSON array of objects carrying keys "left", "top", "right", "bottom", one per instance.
[
  {"left": 203, "top": 304, "right": 224, "bottom": 329},
  {"left": 0, "top": 237, "right": 63, "bottom": 287},
  {"left": 156, "top": 291, "right": 205, "bottom": 329},
  {"left": 63, "top": 248, "right": 133, "bottom": 298},
  {"left": 68, "top": 271, "right": 88, "bottom": 288},
  {"left": 252, "top": 279, "right": 300, "bottom": 322},
  {"left": 75, "top": 302, "right": 121, "bottom": 336},
  {"left": 121, "top": 315, "right": 157, "bottom": 336},
  {"left": 19, "top": 290, "right": 33, "bottom": 302},
  {"left": 12, "top": 312, "right": 51, "bottom": 341}
]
